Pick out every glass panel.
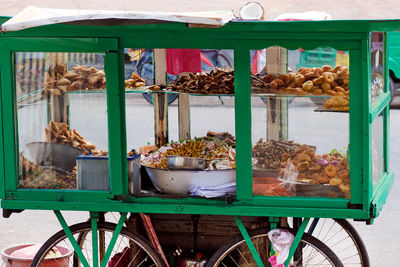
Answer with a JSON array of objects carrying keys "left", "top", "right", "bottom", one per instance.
[
  {"left": 126, "top": 48, "right": 236, "bottom": 197},
  {"left": 372, "top": 112, "right": 384, "bottom": 189},
  {"left": 16, "top": 52, "right": 109, "bottom": 190},
  {"left": 371, "top": 32, "right": 385, "bottom": 103},
  {"left": 252, "top": 47, "right": 351, "bottom": 198}
]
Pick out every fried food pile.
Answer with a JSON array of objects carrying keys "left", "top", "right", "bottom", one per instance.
[
  {"left": 280, "top": 145, "right": 350, "bottom": 195},
  {"left": 19, "top": 152, "right": 76, "bottom": 189},
  {"left": 324, "top": 95, "right": 349, "bottom": 111},
  {"left": 142, "top": 138, "right": 236, "bottom": 170},
  {"left": 44, "top": 64, "right": 106, "bottom": 95},
  {"left": 125, "top": 72, "right": 146, "bottom": 88},
  {"left": 167, "top": 68, "right": 235, "bottom": 95},
  {"left": 253, "top": 65, "right": 350, "bottom": 96},
  {"left": 253, "top": 139, "right": 300, "bottom": 170},
  {"left": 45, "top": 120, "right": 96, "bottom": 153}
]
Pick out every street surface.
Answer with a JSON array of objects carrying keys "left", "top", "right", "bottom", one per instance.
[{"left": 1, "top": 94, "right": 400, "bottom": 266}]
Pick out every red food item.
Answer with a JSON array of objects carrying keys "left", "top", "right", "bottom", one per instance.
[
  {"left": 108, "top": 247, "right": 130, "bottom": 267},
  {"left": 253, "top": 177, "right": 292, "bottom": 196}
]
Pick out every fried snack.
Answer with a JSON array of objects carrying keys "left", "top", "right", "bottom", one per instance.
[
  {"left": 302, "top": 80, "right": 313, "bottom": 91},
  {"left": 45, "top": 120, "right": 96, "bottom": 153},
  {"left": 125, "top": 72, "right": 146, "bottom": 88},
  {"left": 324, "top": 95, "right": 349, "bottom": 111},
  {"left": 324, "top": 165, "right": 337, "bottom": 177},
  {"left": 329, "top": 177, "right": 343, "bottom": 186}
]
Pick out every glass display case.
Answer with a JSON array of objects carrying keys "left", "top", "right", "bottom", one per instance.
[{"left": 0, "top": 18, "right": 395, "bottom": 221}]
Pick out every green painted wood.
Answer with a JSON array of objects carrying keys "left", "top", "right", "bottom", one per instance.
[
  {"left": 284, "top": 217, "right": 310, "bottom": 267},
  {"left": 105, "top": 49, "right": 128, "bottom": 196},
  {"left": 370, "top": 92, "right": 390, "bottom": 122},
  {"left": 384, "top": 33, "right": 390, "bottom": 173},
  {"left": 1, "top": 199, "right": 370, "bottom": 219},
  {"left": 99, "top": 212, "right": 127, "bottom": 267},
  {"left": 362, "top": 37, "right": 373, "bottom": 211},
  {"left": 0, "top": 69, "right": 4, "bottom": 199},
  {"left": 90, "top": 212, "right": 99, "bottom": 267},
  {"left": 234, "top": 47, "right": 252, "bottom": 200},
  {"left": 7, "top": 190, "right": 114, "bottom": 202},
  {"left": 234, "top": 216, "right": 265, "bottom": 267},
  {"left": 371, "top": 171, "right": 394, "bottom": 217},
  {"left": 0, "top": 37, "right": 118, "bottom": 52},
  {"left": 0, "top": 49, "right": 18, "bottom": 194},
  {"left": 54, "top": 210, "right": 90, "bottom": 267}
]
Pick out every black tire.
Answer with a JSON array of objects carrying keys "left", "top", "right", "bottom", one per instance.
[
  {"left": 207, "top": 228, "right": 343, "bottom": 267},
  {"left": 142, "top": 93, "right": 178, "bottom": 105},
  {"left": 31, "top": 221, "right": 165, "bottom": 267},
  {"left": 307, "top": 218, "right": 370, "bottom": 267}
]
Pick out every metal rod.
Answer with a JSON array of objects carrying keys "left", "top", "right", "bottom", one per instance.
[
  {"left": 91, "top": 212, "right": 99, "bottom": 267},
  {"left": 284, "top": 217, "right": 310, "bottom": 267},
  {"left": 54, "top": 210, "right": 90, "bottom": 267},
  {"left": 99, "top": 212, "right": 127, "bottom": 267},
  {"left": 234, "top": 216, "right": 264, "bottom": 267}
]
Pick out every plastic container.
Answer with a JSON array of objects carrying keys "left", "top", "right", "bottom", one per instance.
[
  {"left": 1, "top": 244, "right": 72, "bottom": 267},
  {"left": 76, "top": 153, "right": 141, "bottom": 194}
]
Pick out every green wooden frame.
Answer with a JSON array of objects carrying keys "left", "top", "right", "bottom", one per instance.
[{"left": 0, "top": 18, "right": 397, "bottom": 221}]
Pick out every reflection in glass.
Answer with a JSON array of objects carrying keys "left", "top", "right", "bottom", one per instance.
[
  {"left": 16, "top": 52, "right": 108, "bottom": 190},
  {"left": 372, "top": 112, "right": 384, "bottom": 188}
]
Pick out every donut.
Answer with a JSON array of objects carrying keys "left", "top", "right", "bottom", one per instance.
[
  {"left": 321, "top": 82, "right": 331, "bottom": 92},
  {"left": 322, "top": 72, "right": 335, "bottom": 83},
  {"left": 339, "top": 183, "right": 351, "bottom": 193},
  {"left": 322, "top": 65, "right": 333, "bottom": 72},
  {"left": 317, "top": 173, "right": 330, "bottom": 183},
  {"left": 295, "top": 74, "right": 305, "bottom": 85},
  {"left": 337, "top": 169, "right": 349, "bottom": 179},
  {"left": 302, "top": 80, "right": 314, "bottom": 91},
  {"left": 332, "top": 65, "right": 343, "bottom": 73},
  {"left": 327, "top": 90, "right": 338, "bottom": 96},
  {"left": 311, "top": 88, "right": 324, "bottom": 95},
  {"left": 329, "top": 177, "right": 343, "bottom": 186},
  {"left": 312, "top": 76, "right": 324, "bottom": 85},
  {"left": 324, "top": 165, "right": 337, "bottom": 177}
]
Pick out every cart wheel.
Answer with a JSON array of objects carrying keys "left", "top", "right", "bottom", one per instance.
[
  {"left": 305, "top": 218, "right": 370, "bottom": 267},
  {"left": 206, "top": 228, "right": 343, "bottom": 267},
  {"left": 30, "top": 221, "right": 165, "bottom": 267}
]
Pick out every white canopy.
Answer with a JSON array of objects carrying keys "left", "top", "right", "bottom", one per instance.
[{"left": 1, "top": 6, "right": 236, "bottom": 32}]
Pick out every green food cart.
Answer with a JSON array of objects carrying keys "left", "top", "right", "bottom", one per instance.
[{"left": 0, "top": 7, "right": 397, "bottom": 267}]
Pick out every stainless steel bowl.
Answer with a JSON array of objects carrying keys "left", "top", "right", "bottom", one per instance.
[
  {"left": 144, "top": 166, "right": 236, "bottom": 195},
  {"left": 167, "top": 156, "right": 208, "bottom": 170},
  {"left": 26, "top": 142, "right": 84, "bottom": 172}
]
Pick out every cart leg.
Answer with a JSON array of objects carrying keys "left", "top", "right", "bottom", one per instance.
[
  {"left": 90, "top": 212, "right": 99, "bottom": 267},
  {"left": 99, "top": 212, "right": 127, "bottom": 267},
  {"left": 54, "top": 210, "right": 90, "bottom": 267},
  {"left": 284, "top": 217, "right": 310, "bottom": 267},
  {"left": 234, "top": 216, "right": 265, "bottom": 267}
]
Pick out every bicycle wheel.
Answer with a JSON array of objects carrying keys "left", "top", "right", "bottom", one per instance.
[
  {"left": 207, "top": 229, "right": 343, "bottom": 267},
  {"left": 306, "top": 218, "right": 370, "bottom": 267},
  {"left": 31, "top": 221, "right": 165, "bottom": 267}
]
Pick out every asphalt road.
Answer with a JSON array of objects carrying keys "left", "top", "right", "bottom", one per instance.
[{"left": 1, "top": 94, "right": 400, "bottom": 266}]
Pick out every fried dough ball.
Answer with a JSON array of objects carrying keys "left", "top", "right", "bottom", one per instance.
[
  {"left": 296, "top": 153, "right": 312, "bottom": 162},
  {"left": 335, "top": 86, "right": 346, "bottom": 93},
  {"left": 337, "top": 169, "right": 349, "bottom": 179},
  {"left": 312, "top": 76, "right": 324, "bottom": 85},
  {"left": 322, "top": 72, "right": 335, "bottom": 83},
  {"left": 322, "top": 65, "right": 333, "bottom": 72},
  {"left": 329, "top": 177, "right": 343, "bottom": 186},
  {"left": 279, "top": 74, "right": 290, "bottom": 86},
  {"left": 311, "top": 88, "right": 324, "bottom": 95},
  {"left": 327, "top": 90, "right": 338, "bottom": 96},
  {"left": 302, "top": 80, "right": 314, "bottom": 91},
  {"left": 339, "top": 183, "right": 351, "bottom": 193},
  {"left": 317, "top": 173, "right": 330, "bottom": 183},
  {"left": 305, "top": 72, "right": 317, "bottom": 81},
  {"left": 332, "top": 65, "right": 343, "bottom": 73},
  {"left": 321, "top": 82, "right": 331, "bottom": 92},
  {"left": 295, "top": 74, "right": 305, "bottom": 85},
  {"left": 324, "top": 165, "right": 337, "bottom": 177}
]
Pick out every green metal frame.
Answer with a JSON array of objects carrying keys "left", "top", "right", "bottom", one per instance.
[{"left": 0, "top": 18, "right": 396, "bottom": 222}]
